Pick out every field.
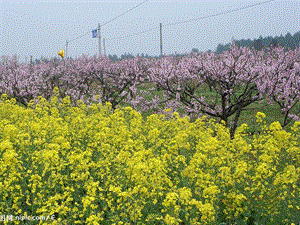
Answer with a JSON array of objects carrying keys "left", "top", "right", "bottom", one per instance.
[
  {"left": 13, "top": 79, "right": 300, "bottom": 138},
  {"left": 113, "top": 81, "right": 300, "bottom": 136},
  {"left": 1, "top": 89, "right": 299, "bottom": 224},
  {"left": 1, "top": 56, "right": 300, "bottom": 224}
]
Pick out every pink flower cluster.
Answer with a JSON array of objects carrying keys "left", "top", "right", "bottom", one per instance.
[{"left": 0, "top": 45, "right": 299, "bottom": 137}]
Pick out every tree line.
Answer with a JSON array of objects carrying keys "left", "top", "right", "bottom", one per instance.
[
  {"left": 2, "top": 31, "right": 299, "bottom": 64},
  {"left": 214, "top": 31, "right": 300, "bottom": 54}
]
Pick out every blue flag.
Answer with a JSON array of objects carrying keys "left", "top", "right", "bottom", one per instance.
[{"left": 92, "top": 29, "right": 98, "bottom": 38}]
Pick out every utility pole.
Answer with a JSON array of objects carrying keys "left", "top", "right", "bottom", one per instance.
[
  {"left": 30, "top": 55, "right": 33, "bottom": 75},
  {"left": 160, "top": 23, "right": 163, "bottom": 56},
  {"left": 98, "top": 23, "right": 102, "bottom": 56},
  {"left": 103, "top": 38, "right": 106, "bottom": 56},
  {"left": 66, "top": 40, "right": 69, "bottom": 59}
]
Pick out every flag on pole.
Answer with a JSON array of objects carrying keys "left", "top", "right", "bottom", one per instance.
[
  {"left": 92, "top": 29, "right": 98, "bottom": 38},
  {"left": 58, "top": 49, "right": 65, "bottom": 58}
]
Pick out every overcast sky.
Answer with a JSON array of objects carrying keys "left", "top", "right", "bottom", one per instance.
[{"left": 0, "top": 0, "right": 299, "bottom": 63}]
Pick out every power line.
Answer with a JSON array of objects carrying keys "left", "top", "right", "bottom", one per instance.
[
  {"left": 106, "top": 26, "right": 159, "bottom": 41},
  {"left": 69, "top": 31, "right": 91, "bottom": 43},
  {"left": 105, "top": 0, "right": 276, "bottom": 41},
  {"left": 67, "top": 0, "right": 277, "bottom": 57},
  {"left": 101, "top": 0, "right": 149, "bottom": 27},
  {"left": 164, "top": 0, "right": 276, "bottom": 27},
  {"left": 67, "top": 0, "right": 149, "bottom": 43}
]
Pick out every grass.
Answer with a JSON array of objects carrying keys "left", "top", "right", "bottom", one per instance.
[
  {"left": 8, "top": 81, "right": 300, "bottom": 137},
  {"left": 3, "top": 82, "right": 300, "bottom": 224},
  {"left": 116, "top": 82, "right": 300, "bottom": 134}
]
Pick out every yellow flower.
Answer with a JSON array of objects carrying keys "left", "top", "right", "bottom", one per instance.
[
  {"left": 0, "top": 93, "right": 299, "bottom": 224},
  {"left": 165, "top": 108, "right": 171, "bottom": 113},
  {"left": 256, "top": 112, "right": 266, "bottom": 123}
]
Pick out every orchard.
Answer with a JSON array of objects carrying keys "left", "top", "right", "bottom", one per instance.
[
  {"left": 0, "top": 45, "right": 300, "bottom": 224},
  {"left": 1, "top": 44, "right": 299, "bottom": 138}
]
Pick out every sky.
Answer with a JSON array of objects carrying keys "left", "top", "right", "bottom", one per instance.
[{"left": 0, "top": 0, "right": 299, "bottom": 63}]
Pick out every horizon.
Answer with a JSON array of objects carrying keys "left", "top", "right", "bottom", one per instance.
[{"left": 1, "top": 0, "right": 299, "bottom": 63}]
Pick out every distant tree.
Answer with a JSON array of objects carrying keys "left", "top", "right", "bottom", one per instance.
[
  {"left": 40, "top": 56, "right": 50, "bottom": 63},
  {"left": 236, "top": 39, "right": 252, "bottom": 48},
  {"left": 270, "top": 38, "right": 279, "bottom": 48},
  {"left": 264, "top": 36, "right": 273, "bottom": 47},
  {"left": 136, "top": 53, "right": 152, "bottom": 58},
  {"left": 253, "top": 38, "right": 263, "bottom": 51},
  {"left": 216, "top": 44, "right": 225, "bottom": 54},
  {"left": 213, "top": 31, "right": 299, "bottom": 53},
  {"left": 293, "top": 31, "right": 300, "bottom": 47},
  {"left": 191, "top": 48, "right": 199, "bottom": 53},
  {"left": 278, "top": 34, "right": 285, "bottom": 46},
  {"left": 108, "top": 54, "right": 119, "bottom": 61},
  {"left": 120, "top": 53, "right": 134, "bottom": 60},
  {"left": 285, "top": 32, "right": 294, "bottom": 49}
]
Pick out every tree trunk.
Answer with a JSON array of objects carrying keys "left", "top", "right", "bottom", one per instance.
[{"left": 230, "top": 108, "right": 242, "bottom": 139}]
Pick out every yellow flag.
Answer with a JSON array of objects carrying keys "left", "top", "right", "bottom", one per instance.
[{"left": 58, "top": 49, "right": 65, "bottom": 58}]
